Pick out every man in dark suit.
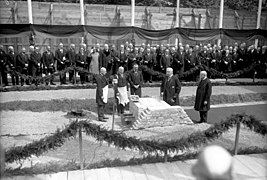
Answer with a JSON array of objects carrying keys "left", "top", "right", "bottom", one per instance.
[
  {"left": 100, "top": 44, "right": 113, "bottom": 77},
  {"left": 42, "top": 45, "right": 56, "bottom": 85},
  {"left": 55, "top": 43, "right": 67, "bottom": 85},
  {"left": 95, "top": 67, "right": 109, "bottom": 122},
  {"left": 29, "top": 46, "right": 42, "bottom": 85},
  {"left": 194, "top": 71, "right": 212, "bottom": 123},
  {"left": 142, "top": 48, "right": 155, "bottom": 83},
  {"left": 66, "top": 44, "right": 76, "bottom": 84},
  {"left": 128, "top": 63, "right": 143, "bottom": 97},
  {"left": 0, "top": 45, "right": 8, "bottom": 86},
  {"left": 6, "top": 46, "right": 19, "bottom": 86},
  {"left": 160, "top": 67, "right": 182, "bottom": 106},
  {"left": 16, "top": 47, "right": 29, "bottom": 86},
  {"left": 76, "top": 47, "right": 88, "bottom": 84},
  {"left": 173, "top": 46, "right": 185, "bottom": 76}
]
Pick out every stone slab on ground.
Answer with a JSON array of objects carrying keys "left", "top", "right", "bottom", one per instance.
[{"left": 130, "top": 98, "right": 193, "bottom": 129}]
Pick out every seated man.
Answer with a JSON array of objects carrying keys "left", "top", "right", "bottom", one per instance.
[{"left": 192, "top": 145, "right": 233, "bottom": 180}]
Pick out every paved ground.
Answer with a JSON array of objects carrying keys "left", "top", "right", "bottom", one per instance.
[
  {"left": 186, "top": 104, "right": 267, "bottom": 123},
  {"left": 2, "top": 153, "right": 267, "bottom": 180},
  {"left": 0, "top": 85, "right": 266, "bottom": 103}
]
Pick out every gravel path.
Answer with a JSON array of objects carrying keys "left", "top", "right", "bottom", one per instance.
[{"left": 1, "top": 86, "right": 266, "bottom": 103}]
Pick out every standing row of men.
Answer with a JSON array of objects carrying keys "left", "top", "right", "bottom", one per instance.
[
  {"left": 96, "top": 64, "right": 212, "bottom": 124},
  {"left": 95, "top": 64, "right": 143, "bottom": 122},
  {"left": 1, "top": 42, "right": 266, "bottom": 86}
]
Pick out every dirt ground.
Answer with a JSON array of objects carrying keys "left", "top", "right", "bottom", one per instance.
[{"left": 1, "top": 110, "right": 266, "bottom": 170}]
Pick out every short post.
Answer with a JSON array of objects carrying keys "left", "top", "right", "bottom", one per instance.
[
  {"left": 78, "top": 121, "right": 84, "bottom": 169},
  {"left": 112, "top": 99, "right": 115, "bottom": 131},
  {"left": 112, "top": 79, "right": 118, "bottom": 131},
  {"left": 234, "top": 119, "right": 241, "bottom": 155},
  {"left": 253, "top": 71, "right": 256, "bottom": 83},
  {"left": 164, "top": 149, "right": 168, "bottom": 163},
  {"left": 74, "top": 69, "right": 77, "bottom": 85}
]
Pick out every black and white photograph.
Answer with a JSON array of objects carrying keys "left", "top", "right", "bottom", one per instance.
[{"left": 0, "top": 0, "right": 267, "bottom": 179}]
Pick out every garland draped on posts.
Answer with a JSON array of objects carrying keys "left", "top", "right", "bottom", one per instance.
[
  {"left": 5, "top": 113, "right": 267, "bottom": 164},
  {"left": 6, "top": 62, "right": 260, "bottom": 86}
]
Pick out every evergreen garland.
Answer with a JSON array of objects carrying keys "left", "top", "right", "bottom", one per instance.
[
  {"left": 5, "top": 113, "right": 267, "bottom": 164},
  {"left": 6, "top": 63, "right": 259, "bottom": 86}
]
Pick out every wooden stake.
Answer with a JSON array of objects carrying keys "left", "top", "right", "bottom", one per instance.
[
  {"left": 78, "top": 122, "right": 84, "bottom": 169},
  {"left": 164, "top": 149, "right": 168, "bottom": 163},
  {"left": 234, "top": 120, "right": 241, "bottom": 155}
]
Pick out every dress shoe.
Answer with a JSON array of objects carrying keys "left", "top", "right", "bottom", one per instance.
[
  {"left": 99, "top": 119, "right": 107, "bottom": 122},
  {"left": 50, "top": 82, "right": 56, "bottom": 85},
  {"left": 103, "top": 116, "right": 109, "bottom": 119}
]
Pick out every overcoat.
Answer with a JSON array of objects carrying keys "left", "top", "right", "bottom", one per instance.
[
  {"left": 160, "top": 75, "right": 181, "bottom": 105},
  {"left": 95, "top": 74, "right": 109, "bottom": 105},
  {"left": 194, "top": 78, "right": 212, "bottom": 111}
]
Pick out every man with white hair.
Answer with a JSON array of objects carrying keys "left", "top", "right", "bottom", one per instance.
[
  {"left": 55, "top": 43, "right": 67, "bottom": 85},
  {"left": 113, "top": 66, "right": 129, "bottom": 114},
  {"left": 194, "top": 71, "right": 212, "bottom": 123},
  {"left": 95, "top": 67, "right": 109, "bottom": 122},
  {"left": 192, "top": 145, "right": 233, "bottom": 180},
  {"left": 160, "top": 67, "right": 181, "bottom": 106},
  {"left": 118, "top": 44, "right": 128, "bottom": 71},
  {"left": 100, "top": 44, "right": 112, "bottom": 76},
  {"left": 6, "top": 46, "right": 19, "bottom": 86},
  {"left": 16, "top": 47, "right": 29, "bottom": 86}
]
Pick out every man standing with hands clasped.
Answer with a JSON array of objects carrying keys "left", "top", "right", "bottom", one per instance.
[
  {"left": 95, "top": 67, "right": 109, "bottom": 122},
  {"left": 160, "top": 67, "right": 181, "bottom": 106},
  {"left": 194, "top": 71, "right": 212, "bottom": 123}
]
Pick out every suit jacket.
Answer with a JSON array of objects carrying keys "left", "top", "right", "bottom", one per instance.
[
  {"left": 6, "top": 52, "right": 17, "bottom": 69},
  {"left": 173, "top": 51, "right": 184, "bottom": 75},
  {"left": 100, "top": 50, "right": 112, "bottom": 68},
  {"left": 29, "top": 51, "right": 41, "bottom": 69},
  {"left": 160, "top": 75, "right": 181, "bottom": 105},
  {"left": 128, "top": 70, "right": 143, "bottom": 87},
  {"left": 194, "top": 78, "right": 212, "bottom": 111},
  {"left": 95, "top": 74, "right": 109, "bottom": 105},
  {"left": 143, "top": 53, "right": 154, "bottom": 68},
  {"left": 160, "top": 54, "right": 172, "bottom": 70},
  {"left": 66, "top": 49, "right": 76, "bottom": 66},
  {"left": 42, "top": 51, "right": 54, "bottom": 68},
  {"left": 0, "top": 49, "right": 7, "bottom": 71},
  {"left": 16, "top": 52, "right": 28, "bottom": 67},
  {"left": 55, "top": 48, "right": 67, "bottom": 68},
  {"left": 76, "top": 52, "right": 88, "bottom": 68}
]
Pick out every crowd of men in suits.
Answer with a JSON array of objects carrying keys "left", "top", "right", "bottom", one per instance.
[{"left": 0, "top": 41, "right": 266, "bottom": 87}]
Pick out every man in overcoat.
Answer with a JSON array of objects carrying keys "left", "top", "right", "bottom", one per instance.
[
  {"left": 16, "top": 47, "right": 29, "bottom": 86},
  {"left": 55, "top": 43, "right": 67, "bottom": 84},
  {"left": 128, "top": 63, "right": 143, "bottom": 97},
  {"left": 95, "top": 67, "right": 109, "bottom": 122},
  {"left": 194, "top": 71, "right": 212, "bottom": 123},
  {"left": 42, "top": 45, "right": 56, "bottom": 85},
  {"left": 160, "top": 67, "right": 182, "bottom": 106}
]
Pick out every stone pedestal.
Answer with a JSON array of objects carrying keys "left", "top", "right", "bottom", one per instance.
[{"left": 129, "top": 97, "right": 193, "bottom": 129}]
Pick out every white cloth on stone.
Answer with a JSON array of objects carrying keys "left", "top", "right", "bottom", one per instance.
[
  {"left": 117, "top": 86, "right": 129, "bottom": 106},
  {"left": 103, "top": 85, "right": 108, "bottom": 103}
]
